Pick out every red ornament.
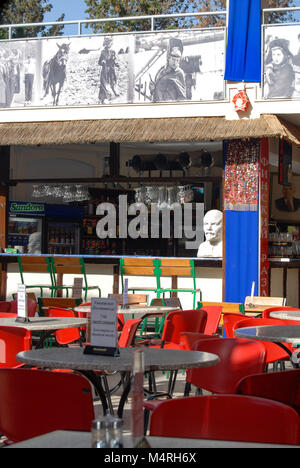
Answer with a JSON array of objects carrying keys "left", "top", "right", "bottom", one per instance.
[{"left": 232, "top": 90, "right": 250, "bottom": 112}]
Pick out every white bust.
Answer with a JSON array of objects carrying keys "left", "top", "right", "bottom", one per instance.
[{"left": 197, "top": 209, "right": 223, "bottom": 258}]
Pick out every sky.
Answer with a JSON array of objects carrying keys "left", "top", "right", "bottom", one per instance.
[{"left": 44, "top": 0, "right": 88, "bottom": 22}]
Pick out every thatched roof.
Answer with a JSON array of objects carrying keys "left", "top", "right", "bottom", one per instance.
[{"left": 0, "top": 114, "right": 299, "bottom": 146}]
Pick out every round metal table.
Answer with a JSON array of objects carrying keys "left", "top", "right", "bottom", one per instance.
[
  {"left": 74, "top": 305, "right": 179, "bottom": 318},
  {"left": 0, "top": 316, "right": 87, "bottom": 348},
  {"left": 234, "top": 324, "right": 300, "bottom": 368},
  {"left": 17, "top": 347, "right": 219, "bottom": 417},
  {"left": 269, "top": 310, "right": 300, "bottom": 321}
]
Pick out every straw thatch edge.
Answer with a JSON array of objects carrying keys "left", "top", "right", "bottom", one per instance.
[{"left": 0, "top": 114, "right": 299, "bottom": 146}]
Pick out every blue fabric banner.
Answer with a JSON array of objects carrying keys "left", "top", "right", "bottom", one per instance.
[
  {"left": 224, "top": 210, "right": 259, "bottom": 303},
  {"left": 224, "top": 0, "right": 261, "bottom": 82}
]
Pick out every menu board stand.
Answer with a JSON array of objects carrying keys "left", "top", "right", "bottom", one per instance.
[
  {"left": 83, "top": 298, "right": 119, "bottom": 357},
  {"left": 121, "top": 278, "right": 129, "bottom": 310},
  {"left": 84, "top": 345, "right": 120, "bottom": 357},
  {"left": 15, "top": 284, "right": 30, "bottom": 323}
]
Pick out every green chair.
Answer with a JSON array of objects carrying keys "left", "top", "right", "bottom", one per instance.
[
  {"left": 17, "top": 256, "right": 55, "bottom": 297},
  {"left": 197, "top": 301, "right": 245, "bottom": 314},
  {"left": 50, "top": 257, "right": 101, "bottom": 301},
  {"left": 37, "top": 297, "right": 83, "bottom": 317},
  {"left": 119, "top": 258, "right": 159, "bottom": 297},
  {"left": 154, "top": 258, "right": 202, "bottom": 310}
]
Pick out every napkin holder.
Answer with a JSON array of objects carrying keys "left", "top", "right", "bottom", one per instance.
[
  {"left": 84, "top": 345, "right": 120, "bottom": 357},
  {"left": 15, "top": 316, "right": 30, "bottom": 323}
]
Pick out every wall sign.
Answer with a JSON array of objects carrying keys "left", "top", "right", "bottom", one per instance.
[{"left": 9, "top": 201, "right": 45, "bottom": 215}]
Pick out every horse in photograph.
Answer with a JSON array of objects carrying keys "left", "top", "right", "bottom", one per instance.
[{"left": 42, "top": 43, "right": 70, "bottom": 106}]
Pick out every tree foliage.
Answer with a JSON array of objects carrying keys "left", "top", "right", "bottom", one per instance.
[
  {"left": 0, "top": 0, "right": 65, "bottom": 39},
  {"left": 83, "top": 0, "right": 225, "bottom": 32},
  {"left": 83, "top": 0, "right": 296, "bottom": 33}
]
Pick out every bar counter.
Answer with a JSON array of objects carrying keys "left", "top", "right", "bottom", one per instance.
[{"left": 0, "top": 253, "right": 222, "bottom": 268}]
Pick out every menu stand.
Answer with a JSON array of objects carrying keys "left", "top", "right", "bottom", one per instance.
[
  {"left": 15, "top": 316, "right": 30, "bottom": 323},
  {"left": 84, "top": 345, "right": 120, "bottom": 357},
  {"left": 84, "top": 298, "right": 119, "bottom": 357}
]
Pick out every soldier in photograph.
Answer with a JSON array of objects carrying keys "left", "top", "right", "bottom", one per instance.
[
  {"left": 98, "top": 36, "right": 120, "bottom": 104},
  {"left": 150, "top": 37, "right": 186, "bottom": 102}
]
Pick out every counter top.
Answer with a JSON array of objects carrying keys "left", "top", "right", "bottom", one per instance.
[{"left": 0, "top": 253, "right": 222, "bottom": 267}]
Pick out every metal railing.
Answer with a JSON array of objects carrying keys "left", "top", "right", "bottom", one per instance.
[
  {"left": 0, "top": 10, "right": 227, "bottom": 40},
  {"left": 262, "top": 6, "right": 300, "bottom": 25}
]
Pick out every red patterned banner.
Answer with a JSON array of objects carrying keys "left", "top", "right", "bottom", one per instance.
[
  {"left": 260, "top": 138, "right": 270, "bottom": 296},
  {"left": 224, "top": 140, "right": 260, "bottom": 211}
]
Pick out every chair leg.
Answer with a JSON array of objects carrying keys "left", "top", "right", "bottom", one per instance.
[
  {"left": 184, "top": 382, "right": 191, "bottom": 397},
  {"left": 144, "top": 409, "right": 150, "bottom": 435},
  {"left": 167, "top": 370, "right": 178, "bottom": 397},
  {"left": 101, "top": 374, "right": 114, "bottom": 415}
]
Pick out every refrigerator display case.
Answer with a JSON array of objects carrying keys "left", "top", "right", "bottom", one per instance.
[
  {"left": 7, "top": 202, "right": 45, "bottom": 253},
  {"left": 8, "top": 202, "right": 83, "bottom": 255},
  {"left": 46, "top": 220, "right": 81, "bottom": 255},
  {"left": 45, "top": 204, "right": 83, "bottom": 255}
]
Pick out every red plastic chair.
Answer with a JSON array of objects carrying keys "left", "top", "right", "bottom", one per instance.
[
  {"left": 236, "top": 368, "right": 300, "bottom": 415},
  {"left": 47, "top": 307, "right": 82, "bottom": 346},
  {"left": 201, "top": 306, "right": 222, "bottom": 335},
  {"left": 0, "top": 368, "right": 95, "bottom": 443},
  {"left": 118, "top": 318, "right": 142, "bottom": 348},
  {"left": 143, "top": 336, "right": 266, "bottom": 434},
  {"left": 0, "top": 312, "right": 17, "bottom": 318},
  {"left": 149, "top": 394, "right": 300, "bottom": 445},
  {"left": 0, "top": 301, "right": 11, "bottom": 312},
  {"left": 222, "top": 312, "right": 245, "bottom": 337},
  {"left": 184, "top": 337, "right": 266, "bottom": 396},
  {"left": 151, "top": 309, "right": 208, "bottom": 349},
  {"left": 233, "top": 317, "right": 296, "bottom": 366},
  {"left": 0, "top": 299, "right": 37, "bottom": 317},
  {"left": 179, "top": 332, "right": 218, "bottom": 350},
  {"left": 0, "top": 326, "right": 32, "bottom": 368}
]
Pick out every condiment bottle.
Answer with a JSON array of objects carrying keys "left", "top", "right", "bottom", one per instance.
[
  {"left": 91, "top": 418, "right": 107, "bottom": 448},
  {"left": 109, "top": 418, "right": 123, "bottom": 448}
]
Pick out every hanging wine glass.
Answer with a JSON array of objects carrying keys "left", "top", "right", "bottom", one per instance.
[
  {"left": 134, "top": 187, "right": 145, "bottom": 208},
  {"left": 31, "top": 184, "right": 41, "bottom": 198},
  {"left": 43, "top": 185, "right": 54, "bottom": 198},
  {"left": 166, "top": 187, "right": 175, "bottom": 209},
  {"left": 144, "top": 186, "right": 153, "bottom": 205},
  {"left": 151, "top": 186, "right": 158, "bottom": 204},
  {"left": 63, "top": 185, "right": 74, "bottom": 203},
  {"left": 74, "top": 185, "right": 86, "bottom": 202},
  {"left": 84, "top": 186, "right": 90, "bottom": 201},
  {"left": 184, "top": 185, "right": 194, "bottom": 203},
  {"left": 157, "top": 186, "right": 167, "bottom": 209},
  {"left": 53, "top": 185, "right": 65, "bottom": 199},
  {"left": 176, "top": 186, "right": 186, "bottom": 204}
]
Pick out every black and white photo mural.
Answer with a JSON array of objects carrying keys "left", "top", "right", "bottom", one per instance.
[
  {"left": 263, "top": 25, "right": 300, "bottom": 99},
  {"left": 0, "top": 28, "right": 225, "bottom": 108}
]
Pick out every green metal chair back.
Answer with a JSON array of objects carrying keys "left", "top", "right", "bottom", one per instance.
[
  {"left": 50, "top": 257, "right": 101, "bottom": 300},
  {"left": 119, "top": 258, "right": 159, "bottom": 297},
  {"left": 153, "top": 258, "right": 201, "bottom": 309},
  {"left": 17, "top": 256, "right": 55, "bottom": 297}
]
